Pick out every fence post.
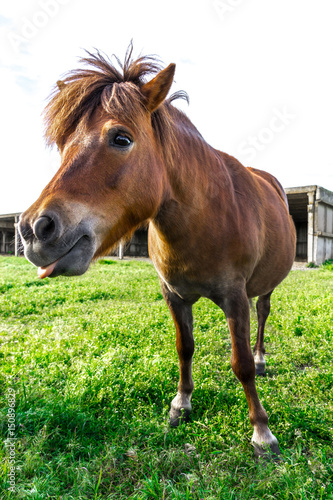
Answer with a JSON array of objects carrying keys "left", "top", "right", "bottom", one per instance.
[
  {"left": 14, "top": 216, "right": 19, "bottom": 257},
  {"left": 307, "top": 190, "right": 315, "bottom": 263},
  {"left": 118, "top": 240, "right": 124, "bottom": 260}
]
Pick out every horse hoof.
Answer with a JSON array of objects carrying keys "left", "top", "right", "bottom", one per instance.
[
  {"left": 255, "top": 363, "right": 266, "bottom": 376},
  {"left": 169, "top": 408, "right": 191, "bottom": 427},
  {"left": 252, "top": 440, "right": 281, "bottom": 459}
]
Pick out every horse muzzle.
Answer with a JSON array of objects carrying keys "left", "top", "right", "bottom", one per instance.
[{"left": 19, "top": 210, "right": 97, "bottom": 278}]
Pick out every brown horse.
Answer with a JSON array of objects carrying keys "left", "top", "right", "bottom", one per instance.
[{"left": 19, "top": 47, "right": 296, "bottom": 456}]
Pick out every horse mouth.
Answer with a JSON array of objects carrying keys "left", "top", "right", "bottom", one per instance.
[
  {"left": 38, "top": 260, "right": 58, "bottom": 279},
  {"left": 30, "top": 235, "right": 96, "bottom": 279}
]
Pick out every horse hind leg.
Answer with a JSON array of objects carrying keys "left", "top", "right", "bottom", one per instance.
[
  {"left": 253, "top": 291, "right": 273, "bottom": 376},
  {"left": 221, "top": 289, "right": 280, "bottom": 456}
]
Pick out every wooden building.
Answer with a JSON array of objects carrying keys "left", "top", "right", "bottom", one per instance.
[
  {"left": 112, "top": 228, "right": 149, "bottom": 258},
  {"left": 286, "top": 186, "right": 333, "bottom": 265},
  {"left": 0, "top": 213, "right": 21, "bottom": 256}
]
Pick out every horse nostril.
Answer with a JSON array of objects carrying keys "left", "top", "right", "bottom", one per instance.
[
  {"left": 33, "top": 216, "right": 56, "bottom": 242},
  {"left": 19, "top": 219, "right": 33, "bottom": 242}
]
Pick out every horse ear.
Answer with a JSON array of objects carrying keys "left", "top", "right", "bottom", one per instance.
[
  {"left": 141, "top": 63, "right": 176, "bottom": 113},
  {"left": 56, "top": 80, "right": 66, "bottom": 91}
]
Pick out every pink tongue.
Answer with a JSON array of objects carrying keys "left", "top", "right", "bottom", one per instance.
[{"left": 38, "top": 261, "right": 57, "bottom": 279}]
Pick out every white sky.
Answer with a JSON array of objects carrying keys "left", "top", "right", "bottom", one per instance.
[{"left": 1, "top": 0, "right": 332, "bottom": 214}]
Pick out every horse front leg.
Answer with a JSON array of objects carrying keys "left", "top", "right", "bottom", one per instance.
[
  {"left": 160, "top": 282, "right": 195, "bottom": 427},
  {"left": 222, "top": 289, "right": 280, "bottom": 456}
]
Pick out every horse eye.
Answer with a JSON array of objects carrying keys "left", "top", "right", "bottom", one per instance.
[{"left": 112, "top": 134, "right": 132, "bottom": 148}]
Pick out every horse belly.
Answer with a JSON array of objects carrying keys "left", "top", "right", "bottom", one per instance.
[{"left": 246, "top": 217, "right": 296, "bottom": 298}]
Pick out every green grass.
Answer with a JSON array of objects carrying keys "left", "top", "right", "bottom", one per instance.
[{"left": 0, "top": 256, "right": 332, "bottom": 499}]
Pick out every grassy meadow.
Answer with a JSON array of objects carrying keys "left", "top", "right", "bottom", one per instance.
[{"left": 0, "top": 255, "right": 332, "bottom": 499}]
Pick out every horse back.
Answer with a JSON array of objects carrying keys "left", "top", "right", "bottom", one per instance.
[
  {"left": 247, "top": 166, "right": 289, "bottom": 210},
  {"left": 242, "top": 166, "right": 296, "bottom": 296}
]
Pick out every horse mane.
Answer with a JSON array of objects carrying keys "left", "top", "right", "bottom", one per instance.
[{"left": 43, "top": 44, "right": 189, "bottom": 150}]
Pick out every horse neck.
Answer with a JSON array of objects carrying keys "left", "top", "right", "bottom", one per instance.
[
  {"left": 157, "top": 106, "right": 232, "bottom": 213},
  {"left": 151, "top": 105, "right": 234, "bottom": 243}
]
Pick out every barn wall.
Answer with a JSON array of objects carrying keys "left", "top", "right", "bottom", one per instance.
[
  {"left": 314, "top": 186, "right": 333, "bottom": 264},
  {"left": 124, "top": 229, "right": 148, "bottom": 257},
  {"left": 0, "top": 230, "right": 15, "bottom": 254},
  {"left": 0, "top": 214, "right": 21, "bottom": 255},
  {"left": 286, "top": 185, "right": 333, "bottom": 265},
  {"left": 285, "top": 187, "right": 310, "bottom": 261},
  {"left": 295, "top": 222, "right": 307, "bottom": 259},
  {"left": 111, "top": 228, "right": 149, "bottom": 258}
]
